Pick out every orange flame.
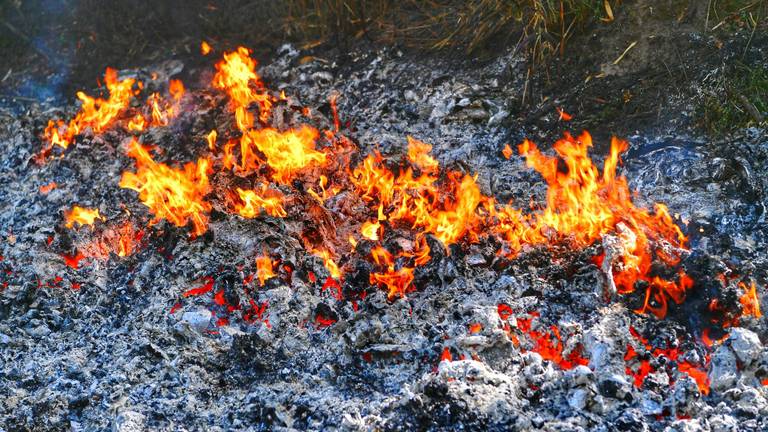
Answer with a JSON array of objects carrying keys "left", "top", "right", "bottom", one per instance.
[
  {"left": 169, "top": 79, "right": 185, "bottom": 102},
  {"left": 739, "top": 280, "right": 762, "bottom": 319},
  {"left": 255, "top": 252, "right": 276, "bottom": 286},
  {"left": 206, "top": 129, "right": 217, "bottom": 151},
  {"left": 212, "top": 46, "right": 272, "bottom": 125},
  {"left": 312, "top": 248, "right": 342, "bottom": 279},
  {"left": 361, "top": 220, "right": 381, "bottom": 241},
  {"left": 64, "top": 206, "right": 104, "bottom": 229},
  {"left": 235, "top": 186, "right": 287, "bottom": 218},
  {"left": 239, "top": 126, "right": 325, "bottom": 182},
  {"left": 200, "top": 41, "right": 212, "bottom": 55},
  {"left": 119, "top": 138, "right": 212, "bottom": 237},
  {"left": 44, "top": 68, "right": 135, "bottom": 149}
]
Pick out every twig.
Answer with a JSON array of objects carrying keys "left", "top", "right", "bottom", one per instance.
[
  {"left": 613, "top": 41, "right": 637, "bottom": 65},
  {"left": 742, "top": 13, "right": 758, "bottom": 59}
]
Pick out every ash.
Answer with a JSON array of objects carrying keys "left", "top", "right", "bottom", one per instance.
[{"left": 1, "top": 44, "right": 767, "bottom": 432}]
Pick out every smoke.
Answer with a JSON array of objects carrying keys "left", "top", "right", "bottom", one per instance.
[{"left": 1, "top": 0, "right": 75, "bottom": 104}]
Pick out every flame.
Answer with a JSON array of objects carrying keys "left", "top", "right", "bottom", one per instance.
[
  {"left": 148, "top": 92, "right": 176, "bottom": 127},
  {"left": 119, "top": 138, "right": 212, "bottom": 237},
  {"left": 206, "top": 129, "right": 217, "bottom": 151},
  {"left": 239, "top": 126, "right": 325, "bottom": 182},
  {"left": 212, "top": 46, "right": 272, "bottom": 125},
  {"left": 127, "top": 113, "right": 146, "bottom": 131},
  {"left": 308, "top": 175, "right": 339, "bottom": 203},
  {"left": 235, "top": 186, "right": 287, "bottom": 218},
  {"left": 350, "top": 138, "right": 484, "bottom": 248},
  {"left": 739, "top": 280, "right": 762, "bottom": 319},
  {"left": 44, "top": 68, "right": 135, "bottom": 149},
  {"left": 64, "top": 206, "right": 104, "bottom": 229},
  {"left": 255, "top": 252, "right": 276, "bottom": 286},
  {"left": 515, "top": 132, "right": 690, "bottom": 317},
  {"left": 502, "top": 143, "right": 513, "bottom": 159},
  {"left": 361, "top": 220, "right": 381, "bottom": 241},
  {"left": 49, "top": 47, "right": 697, "bottom": 319},
  {"left": 169, "top": 79, "right": 185, "bottom": 102},
  {"left": 79, "top": 222, "right": 143, "bottom": 259},
  {"left": 200, "top": 40, "right": 212, "bottom": 55},
  {"left": 369, "top": 246, "right": 415, "bottom": 299},
  {"left": 312, "top": 248, "right": 342, "bottom": 279},
  {"left": 406, "top": 136, "right": 438, "bottom": 173}
]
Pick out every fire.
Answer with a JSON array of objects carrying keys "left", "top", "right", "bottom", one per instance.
[
  {"left": 255, "top": 252, "right": 276, "bottom": 286},
  {"left": 515, "top": 313, "right": 589, "bottom": 370},
  {"left": 169, "top": 79, "right": 185, "bottom": 102},
  {"left": 39, "top": 181, "right": 57, "bottom": 194},
  {"left": 739, "top": 280, "right": 762, "bottom": 319},
  {"left": 312, "top": 248, "right": 342, "bottom": 280},
  {"left": 624, "top": 327, "right": 710, "bottom": 395},
  {"left": 64, "top": 206, "right": 104, "bottom": 229},
  {"left": 44, "top": 68, "right": 135, "bottom": 149},
  {"left": 200, "top": 40, "right": 212, "bottom": 55},
  {"left": 360, "top": 220, "right": 381, "bottom": 241},
  {"left": 207, "top": 130, "right": 217, "bottom": 151},
  {"left": 212, "top": 46, "right": 272, "bottom": 125},
  {"left": 127, "top": 114, "right": 146, "bottom": 131},
  {"left": 79, "top": 222, "right": 143, "bottom": 259},
  {"left": 369, "top": 246, "right": 415, "bottom": 299},
  {"left": 501, "top": 143, "right": 513, "bottom": 159},
  {"left": 46, "top": 46, "right": 701, "bottom": 320},
  {"left": 235, "top": 186, "right": 287, "bottom": 218},
  {"left": 239, "top": 126, "right": 325, "bottom": 182},
  {"left": 119, "top": 138, "right": 212, "bottom": 237},
  {"left": 516, "top": 132, "right": 690, "bottom": 317},
  {"left": 406, "top": 136, "right": 438, "bottom": 173},
  {"left": 147, "top": 93, "right": 176, "bottom": 127},
  {"left": 350, "top": 138, "right": 485, "bottom": 248}
]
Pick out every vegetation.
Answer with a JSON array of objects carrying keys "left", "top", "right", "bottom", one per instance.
[
  {"left": 282, "top": 0, "right": 617, "bottom": 59},
  {"left": 699, "top": 63, "right": 768, "bottom": 136}
]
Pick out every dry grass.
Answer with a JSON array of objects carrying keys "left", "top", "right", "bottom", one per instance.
[{"left": 282, "top": 1, "right": 617, "bottom": 59}]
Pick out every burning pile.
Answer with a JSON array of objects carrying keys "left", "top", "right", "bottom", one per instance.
[{"left": 34, "top": 43, "right": 765, "bottom": 409}]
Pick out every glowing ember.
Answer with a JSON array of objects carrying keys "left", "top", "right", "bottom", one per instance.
[
  {"left": 624, "top": 327, "right": 710, "bottom": 395},
  {"left": 39, "top": 181, "right": 57, "bottom": 194},
  {"left": 64, "top": 206, "right": 104, "bottom": 229},
  {"left": 183, "top": 276, "right": 214, "bottom": 297},
  {"left": 62, "top": 251, "right": 86, "bottom": 269},
  {"left": 119, "top": 138, "right": 212, "bottom": 237}
]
